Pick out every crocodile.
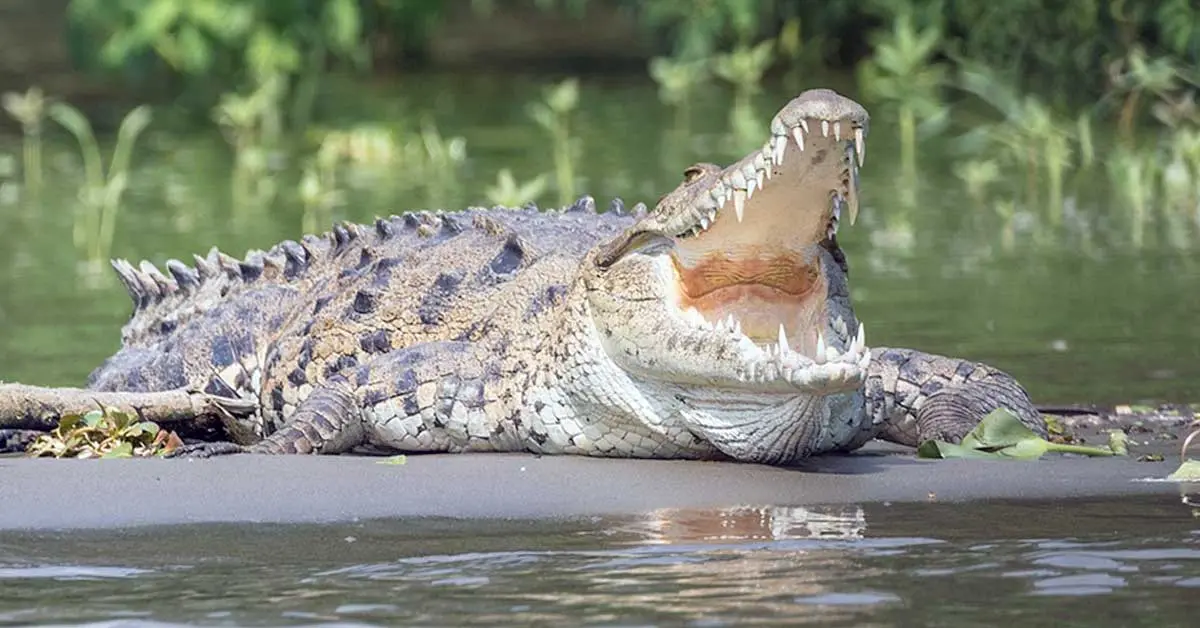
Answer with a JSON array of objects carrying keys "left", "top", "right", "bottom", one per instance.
[{"left": 0, "top": 89, "right": 1044, "bottom": 462}]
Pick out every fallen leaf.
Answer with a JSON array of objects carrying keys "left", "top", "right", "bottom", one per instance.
[
  {"left": 1167, "top": 459, "right": 1200, "bottom": 482},
  {"left": 918, "top": 408, "right": 1123, "bottom": 461}
]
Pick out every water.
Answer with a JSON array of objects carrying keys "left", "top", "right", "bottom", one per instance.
[
  {"left": 1, "top": 73, "right": 1199, "bottom": 624},
  {"left": 1, "top": 74, "right": 1197, "bottom": 404},
  {"left": 0, "top": 496, "right": 1196, "bottom": 625}
]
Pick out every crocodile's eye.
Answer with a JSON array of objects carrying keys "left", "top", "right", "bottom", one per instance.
[
  {"left": 594, "top": 229, "right": 673, "bottom": 268},
  {"left": 682, "top": 164, "right": 706, "bottom": 183}
]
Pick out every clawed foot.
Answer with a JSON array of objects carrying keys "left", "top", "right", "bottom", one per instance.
[{"left": 165, "top": 441, "right": 247, "bottom": 458}]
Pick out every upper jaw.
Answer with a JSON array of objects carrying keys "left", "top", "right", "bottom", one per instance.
[{"left": 662, "top": 91, "right": 868, "bottom": 241}]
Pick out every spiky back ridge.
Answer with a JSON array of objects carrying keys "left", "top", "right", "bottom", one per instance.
[{"left": 110, "top": 197, "right": 644, "bottom": 350}]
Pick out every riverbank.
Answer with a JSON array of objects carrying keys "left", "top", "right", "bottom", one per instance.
[{"left": 1, "top": 440, "right": 1192, "bottom": 531}]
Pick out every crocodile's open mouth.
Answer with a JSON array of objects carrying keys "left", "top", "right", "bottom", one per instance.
[{"left": 668, "top": 105, "right": 867, "bottom": 372}]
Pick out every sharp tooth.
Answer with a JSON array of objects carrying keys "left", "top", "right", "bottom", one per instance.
[
  {"left": 699, "top": 216, "right": 709, "bottom": 230},
  {"left": 815, "top": 332, "right": 827, "bottom": 365},
  {"left": 777, "top": 324, "right": 789, "bottom": 354},
  {"left": 772, "top": 136, "right": 787, "bottom": 166},
  {"left": 791, "top": 127, "right": 805, "bottom": 151},
  {"left": 854, "top": 128, "right": 866, "bottom": 166},
  {"left": 832, "top": 315, "right": 847, "bottom": 336},
  {"left": 729, "top": 170, "right": 746, "bottom": 189},
  {"left": 821, "top": 120, "right": 830, "bottom": 137},
  {"left": 833, "top": 121, "right": 842, "bottom": 142},
  {"left": 757, "top": 169, "right": 766, "bottom": 188},
  {"left": 744, "top": 166, "right": 757, "bottom": 197},
  {"left": 853, "top": 322, "right": 865, "bottom": 354},
  {"left": 799, "top": 119, "right": 809, "bottom": 134},
  {"left": 733, "top": 189, "right": 746, "bottom": 222},
  {"left": 764, "top": 362, "right": 778, "bottom": 381}
]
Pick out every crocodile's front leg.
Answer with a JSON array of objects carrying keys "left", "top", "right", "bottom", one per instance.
[{"left": 865, "top": 347, "right": 1046, "bottom": 447}]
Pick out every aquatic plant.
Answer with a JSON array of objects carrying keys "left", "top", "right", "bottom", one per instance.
[
  {"left": 298, "top": 154, "right": 344, "bottom": 236},
  {"left": 1105, "top": 148, "right": 1154, "bottom": 248},
  {"left": 69, "top": 0, "right": 369, "bottom": 129},
  {"left": 49, "top": 102, "right": 152, "bottom": 268},
  {"left": 528, "top": 78, "right": 581, "bottom": 206},
  {"left": 486, "top": 169, "right": 548, "bottom": 207},
  {"left": 0, "top": 153, "right": 16, "bottom": 208},
  {"left": 918, "top": 408, "right": 1127, "bottom": 460},
  {"left": 26, "top": 407, "right": 181, "bottom": 459},
  {"left": 1105, "top": 48, "right": 1186, "bottom": 145},
  {"left": 1, "top": 87, "right": 46, "bottom": 199},
  {"left": 957, "top": 63, "right": 1091, "bottom": 226},
  {"left": 857, "top": 12, "right": 948, "bottom": 183},
  {"left": 648, "top": 56, "right": 710, "bottom": 130},
  {"left": 712, "top": 39, "right": 776, "bottom": 154}
]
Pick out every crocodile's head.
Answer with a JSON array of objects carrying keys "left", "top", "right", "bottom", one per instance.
[{"left": 582, "top": 89, "right": 871, "bottom": 463}]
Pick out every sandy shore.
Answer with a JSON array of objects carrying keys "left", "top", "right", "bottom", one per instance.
[{"left": 0, "top": 443, "right": 1188, "bottom": 531}]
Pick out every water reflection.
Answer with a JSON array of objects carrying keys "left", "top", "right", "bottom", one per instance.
[
  {"left": 631, "top": 505, "right": 869, "bottom": 544},
  {"left": 0, "top": 497, "right": 1197, "bottom": 625}
]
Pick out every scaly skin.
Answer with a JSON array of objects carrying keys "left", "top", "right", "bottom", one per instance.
[{"left": 1, "top": 89, "right": 1044, "bottom": 462}]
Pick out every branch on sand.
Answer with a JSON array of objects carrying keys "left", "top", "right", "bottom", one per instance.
[{"left": 0, "top": 383, "right": 256, "bottom": 432}]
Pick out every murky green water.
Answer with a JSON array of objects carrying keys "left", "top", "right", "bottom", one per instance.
[
  {"left": 1, "top": 74, "right": 1197, "bottom": 404},
  {"left": 1, "top": 74, "right": 1199, "bottom": 624},
  {"left": 0, "top": 496, "right": 1197, "bottom": 626}
]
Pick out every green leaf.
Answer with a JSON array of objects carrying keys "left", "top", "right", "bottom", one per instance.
[
  {"left": 81, "top": 409, "right": 105, "bottom": 428},
  {"left": 917, "top": 439, "right": 1007, "bottom": 460},
  {"left": 324, "top": 0, "right": 363, "bottom": 55},
  {"left": 1167, "top": 459, "right": 1200, "bottom": 482},
  {"left": 176, "top": 25, "right": 213, "bottom": 74},
  {"left": 101, "top": 441, "right": 134, "bottom": 459},
  {"left": 377, "top": 455, "right": 408, "bottom": 465},
  {"left": 58, "top": 413, "right": 83, "bottom": 432},
  {"left": 136, "top": 0, "right": 183, "bottom": 40},
  {"left": 918, "top": 408, "right": 1122, "bottom": 460}
]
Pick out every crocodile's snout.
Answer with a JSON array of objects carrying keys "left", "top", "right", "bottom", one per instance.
[{"left": 665, "top": 89, "right": 868, "bottom": 369}]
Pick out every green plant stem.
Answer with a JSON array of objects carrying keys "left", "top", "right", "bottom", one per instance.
[
  {"left": 1046, "top": 443, "right": 1117, "bottom": 456},
  {"left": 899, "top": 103, "right": 916, "bottom": 180},
  {"left": 22, "top": 129, "right": 41, "bottom": 198},
  {"left": 553, "top": 122, "right": 574, "bottom": 206}
]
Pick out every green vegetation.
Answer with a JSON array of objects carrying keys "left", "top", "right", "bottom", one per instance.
[
  {"left": 527, "top": 78, "right": 581, "bottom": 206},
  {"left": 50, "top": 102, "right": 152, "bottom": 271},
  {"left": 26, "top": 407, "right": 181, "bottom": 458},
  {"left": 917, "top": 409, "right": 1129, "bottom": 460},
  {"left": 0, "top": 0, "right": 1197, "bottom": 274}
]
